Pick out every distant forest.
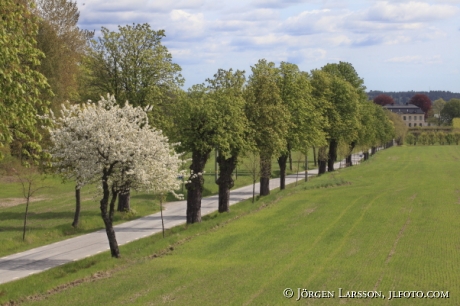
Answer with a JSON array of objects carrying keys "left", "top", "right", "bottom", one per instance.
[{"left": 367, "top": 91, "right": 460, "bottom": 105}]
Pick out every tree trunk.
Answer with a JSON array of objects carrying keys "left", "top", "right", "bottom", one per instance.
[
  {"left": 364, "top": 152, "right": 369, "bottom": 161},
  {"left": 327, "top": 139, "right": 338, "bottom": 172},
  {"left": 318, "top": 146, "right": 327, "bottom": 175},
  {"left": 252, "top": 179, "right": 256, "bottom": 203},
  {"left": 23, "top": 196, "right": 30, "bottom": 241},
  {"left": 304, "top": 153, "right": 308, "bottom": 182},
  {"left": 216, "top": 154, "right": 237, "bottom": 213},
  {"left": 259, "top": 153, "right": 271, "bottom": 196},
  {"left": 72, "top": 186, "right": 81, "bottom": 228},
  {"left": 277, "top": 154, "right": 288, "bottom": 190},
  {"left": 346, "top": 142, "right": 356, "bottom": 167},
  {"left": 186, "top": 150, "right": 210, "bottom": 223},
  {"left": 100, "top": 168, "right": 120, "bottom": 258},
  {"left": 313, "top": 146, "right": 317, "bottom": 166},
  {"left": 288, "top": 150, "right": 292, "bottom": 171},
  {"left": 371, "top": 146, "right": 377, "bottom": 155},
  {"left": 117, "top": 190, "right": 130, "bottom": 212}
]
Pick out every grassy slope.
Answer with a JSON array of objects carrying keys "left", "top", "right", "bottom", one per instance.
[
  {"left": 1, "top": 145, "right": 459, "bottom": 305},
  {"left": 0, "top": 150, "right": 315, "bottom": 258}
]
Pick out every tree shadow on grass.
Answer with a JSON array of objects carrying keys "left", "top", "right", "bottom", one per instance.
[
  {"left": 0, "top": 226, "right": 42, "bottom": 232},
  {"left": 0, "top": 211, "right": 97, "bottom": 221}
]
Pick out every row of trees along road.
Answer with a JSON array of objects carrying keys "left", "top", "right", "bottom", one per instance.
[
  {"left": 1, "top": 1, "right": 399, "bottom": 256},
  {"left": 169, "top": 61, "right": 396, "bottom": 225}
]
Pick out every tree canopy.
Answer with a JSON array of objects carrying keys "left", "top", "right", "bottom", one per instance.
[
  {"left": 409, "top": 94, "right": 432, "bottom": 115},
  {"left": 245, "top": 59, "right": 290, "bottom": 195},
  {"left": 47, "top": 95, "right": 183, "bottom": 257},
  {"left": 0, "top": 0, "right": 51, "bottom": 162},
  {"left": 440, "top": 99, "right": 460, "bottom": 125},
  {"left": 33, "top": 0, "right": 92, "bottom": 107},
  {"left": 82, "top": 23, "right": 183, "bottom": 131},
  {"left": 373, "top": 94, "right": 395, "bottom": 106}
]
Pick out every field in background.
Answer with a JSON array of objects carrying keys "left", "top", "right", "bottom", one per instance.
[{"left": 1, "top": 145, "right": 459, "bottom": 305}]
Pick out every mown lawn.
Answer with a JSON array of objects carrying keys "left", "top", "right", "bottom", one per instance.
[{"left": 1, "top": 145, "right": 459, "bottom": 305}]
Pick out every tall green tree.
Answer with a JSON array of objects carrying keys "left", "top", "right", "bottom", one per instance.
[
  {"left": 276, "top": 62, "right": 326, "bottom": 189},
  {"left": 321, "top": 62, "right": 364, "bottom": 170},
  {"left": 350, "top": 101, "right": 377, "bottom": 163},
  {"left": 386, "top": 110, "right": 408, "bottom": 145},
  {"left": 440, "top": 98, "right": 460, "bottom": 125},
  {"left": 83, "top": 23, "right": 183, "bottom": 210},
  {"left": 245, "top": 59, "right": 290, "bottom": 196},
  {"left": 374, "top": 106, "right": 395, "bottom": 147},
  {"left": 310, "top": 69, "right": 359, "bottom": 173},
  {"left": 33, "top": 0, "right": 92, "bottom": 108},
  {"left": 172, "top": 86, "right": 218, "bottom": 223},
  {"left": 206, "top": 69, "right": 251, "bottom": 212},
  {"left": 0, "top": 0, "right": 51, "bottom": 162},
  {"left": 83, "top": 23, "right": 184, "bottom": 132}
]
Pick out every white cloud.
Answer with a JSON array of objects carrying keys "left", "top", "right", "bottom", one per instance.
[
  {"left": 365, "top": 1, "right": 459, "bottom": 23},
  {"left": 76, "top": 0, "right": 460, "bottom": 91},
  {"left": 385, "top": 55, "right": 442, "bottom": 64}
]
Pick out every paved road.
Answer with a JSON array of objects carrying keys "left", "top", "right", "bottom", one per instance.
[{"left": 0, "top": 157, "right": 361, "bottom": 285}]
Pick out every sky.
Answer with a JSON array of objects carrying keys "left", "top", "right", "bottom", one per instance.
[{"left": 76, "top": 0, "right": 460, "bottom": 92}]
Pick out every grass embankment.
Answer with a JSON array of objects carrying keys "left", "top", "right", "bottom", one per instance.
[
  {"left": 1, "top": 145, "right": 459, "bottom": 305},
  {"left": 0, "top": 150, "right": 314, "bottom": 258}
]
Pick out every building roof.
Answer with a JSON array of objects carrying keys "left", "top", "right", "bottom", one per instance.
[{"left": 383, "top": 104, "right": 424, "bottom": 114}]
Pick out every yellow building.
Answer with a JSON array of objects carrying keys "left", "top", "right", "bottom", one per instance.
[{"left": 383, "top": 104, "right": 427, "bottom": 127}]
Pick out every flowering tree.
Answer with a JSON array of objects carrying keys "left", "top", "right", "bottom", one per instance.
[{"left": 47, "top": 95, "right": 183, "bottom": 257}]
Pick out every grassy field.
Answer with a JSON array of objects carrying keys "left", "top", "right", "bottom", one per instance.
[
  {"left": 1, "top": 145, "right": 459, "bottom": 305},
  {"left": 0, "top": 150, "right": 315, "bottom": 258}
]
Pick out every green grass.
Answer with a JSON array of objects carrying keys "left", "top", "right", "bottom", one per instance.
[
  {"left": 0, "top": 175, "right": 163, "bottom": 258},
  {"left": 1, "top": 145, "right": 459, "bottom": 305},
  {"left": 0, "top": 150, "right": 317, "bottom": 258}
]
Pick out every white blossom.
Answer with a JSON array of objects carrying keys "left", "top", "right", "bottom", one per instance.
[{"left": 47, "top": 94, "right": 184, "bottom": 198}]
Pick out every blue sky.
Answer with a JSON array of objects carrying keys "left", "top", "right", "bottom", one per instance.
[{"left": 77, "top": 0, "right": 460, "bottom": 92}]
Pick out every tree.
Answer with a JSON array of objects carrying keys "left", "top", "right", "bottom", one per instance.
[
  {"left": 409, "top": 94, "right": 431, "bottom": 117},
  {"left": 440, "top": 99, "right": 460, "bottom": 125},
  {"left": 386, "top": 111, "right": 408, "bottom": 145},
  {"left": 350, "top": 101, "right": 378, "bottom": 164},
  {"left": 171, "top": 86, "right": 218, "bottom": 223},
  {"left": 432, "top": 98, "right": 446, "bottom": 117},
  {"left": 310, "top": 68, "right": 360, "bottom": 173},
  {"left": 206, "top": 69, "right": 251, "bottom": 212},
  {"left": 83, "top": 23, "right": 183, "bottom": 211},
  {"left": 0, "top": 0, "right": 52, "bottom": 162},
  {"left": 320, "top": 62, "right": 363, "bottom": 172},
  {"left": 33, "top": 0, "right": 92, "bottom": 108},
  {"left": 276, "top": 62, "right": 325, "bottom": 189},
  {"left": 245, "top": 59, "right": 290, "bottom": 196},
  {"left": 373, "top": 94, "right": 395, "bottom": 106},
  {"left": 47, "top": 95, "right": 182, "bottom": 257},
  {"left": 83, "top": 23, "right": 183, "bottom": 131},
  {"left": 13, "top": 167, "right": 49, "bottom": 241},
  {"left": 242, "top": 151, "right": 260, "bottom": 203},
  {"left": 373, "top": 105, "right": 395, "bottom": 148}
]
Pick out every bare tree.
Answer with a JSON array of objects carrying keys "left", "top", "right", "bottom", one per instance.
[
  {"left": 242, "top": 152, "right": 260, "bottom": 203},
  {"left": 13, "top": 168, "right": 49, "bottom": 241}
]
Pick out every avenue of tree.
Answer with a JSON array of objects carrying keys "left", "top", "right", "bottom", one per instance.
[{"left": 2, "top": 0, "right": 409, "bottom": 256}]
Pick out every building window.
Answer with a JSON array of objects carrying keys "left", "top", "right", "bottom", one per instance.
[
  {"left": 409, "top": 116, "right": 412, "bottom": 120},
  {"left": 419, "top": 116, "right": 422, "bottom": 120},
  {"left": 409, "top": 123, "right": 411, "bottom": 127},
  {"left": 419, "top": 123, "right": 422, "bottom": 127},
  {"left": 403, "top": 116, "right": 406, "bottom": 120}
]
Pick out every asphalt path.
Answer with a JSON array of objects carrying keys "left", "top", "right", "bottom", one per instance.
[{"left": 0, "top": 155, "right": 363, "bottom": 285}]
